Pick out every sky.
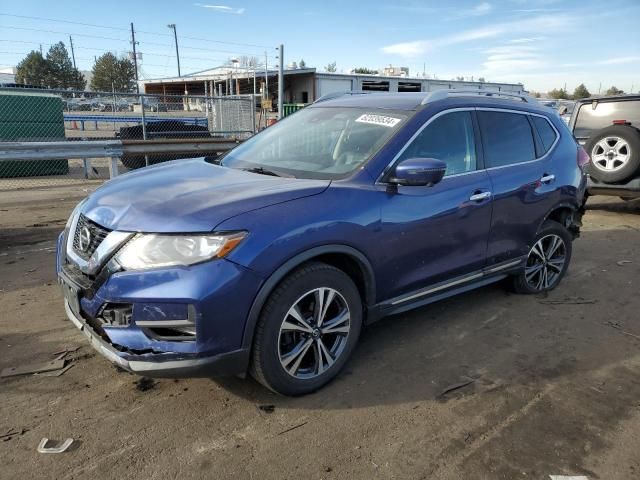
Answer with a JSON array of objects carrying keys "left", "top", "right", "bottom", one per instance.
[{"left": 0, "top": 0, "right": 639, "bottom": 93}]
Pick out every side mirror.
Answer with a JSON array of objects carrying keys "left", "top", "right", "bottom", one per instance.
[{"left": 388, "top": 157, "right": 447, "bottom": 187}]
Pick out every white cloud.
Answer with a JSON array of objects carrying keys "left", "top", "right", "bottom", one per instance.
[
  {"left": 481, "top": 44, "right": 546, "bottom": 75},
  {"left": 194, "top": 3, "right": 245, "bottom": 14},
  {"left": 471, "top": 2, "right": 493, "bottom": 16},
  {"left": 381, "top": 14, "right": 573, "bottom": 58},
  {"left": 513, "top": 8, "right": 561, "bottom": 13},
  {"left": 382, "top": 40, "right": 432, "bottom": 57},
  {"left": 450, "top": 2, "right": 493, "bottom": 19},
  {"left": 508, "top": 37, "right": 544, "bottom": 44},
  {"left": 598, "top": 56, "right": 640, "bottom": 65}
]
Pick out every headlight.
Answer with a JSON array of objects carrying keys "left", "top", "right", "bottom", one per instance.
[{"left": 114, "top": 232, "right": 246, "bottom": 270}]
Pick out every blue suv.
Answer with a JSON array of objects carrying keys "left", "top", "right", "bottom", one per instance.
[{"left": 57, "top": 90, "right": 589, "bottom": 395}]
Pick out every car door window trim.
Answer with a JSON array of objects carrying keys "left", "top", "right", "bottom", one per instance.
[
  {"left": 378, "top": 107, "right": 561, "bottom": 182},
  {"left": 376, "top": 107, "right": 476, "bottom": 184},
  {"left": 475, "top": 107, "right": 561, "bottom": 170}
]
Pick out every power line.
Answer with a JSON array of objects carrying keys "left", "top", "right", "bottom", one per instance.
[
  {"left": 0, "top": 31, "right": 277, "bottom": 63},
  {"left": 177, "top": 34, "right": 271, "bottom": 50},
  {"left": 0, "top": 38, "right": 276, "bottom": 60},
  {"left": 0, "top": 25, "right": 129, "bottom": 42},
  {"left": 0, "top": 13, "right": 130, "bottom": 31},
  {"left": 0, "top": 48, "right": 268, "bottom": 70},
  {"left": 0, "top": 12, "right": 274, "bottom": 49}
]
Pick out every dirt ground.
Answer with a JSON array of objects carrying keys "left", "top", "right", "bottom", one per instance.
[{"left": 1, "top": 186, "right": 639, "bottom": 480}]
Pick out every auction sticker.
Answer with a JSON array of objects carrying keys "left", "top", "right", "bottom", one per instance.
[{"left": 355, "top": 114, "right": 401, "bottom": 128}]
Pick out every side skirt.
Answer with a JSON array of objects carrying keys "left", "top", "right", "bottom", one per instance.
[{"left": 367, "top": 259, "right": 524, "bottom": 323}]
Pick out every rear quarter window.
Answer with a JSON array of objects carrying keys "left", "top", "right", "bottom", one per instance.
[
  {"left": 531, "top": 115, "right": 558, "bottom": 153},
  {"left": 477, "top": 111, "right": 536, "bottom": 168}
]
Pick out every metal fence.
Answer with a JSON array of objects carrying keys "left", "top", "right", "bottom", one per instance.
[{"left": 0, "top": 87, "right": 256, "bottom": 188}]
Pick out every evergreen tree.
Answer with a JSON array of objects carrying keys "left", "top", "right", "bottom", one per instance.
[
  {"left": 90, "top": 53, "right": 136, "bottom": 92},
  {"left": 15, "top": 51, "right": 49, "bottom": 87},
  {"left": 605, "top": 86, "right": 624, "bottom": 96},
  {"left": 573, "top": 83, "right": 590, "bottom": 99},
  {"left": 45, "top": 42, "right": 85, "bottom": 89}
]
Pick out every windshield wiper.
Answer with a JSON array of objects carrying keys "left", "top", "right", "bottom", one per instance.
[{"left": 241, "top": 167, "right": 293, "bottom": 178}]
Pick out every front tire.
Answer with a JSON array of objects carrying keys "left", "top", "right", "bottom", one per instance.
[
  {"left": 250, "top": 262, "right": 362, "bottom": 396},
  {"left": 512, "top": 220, "right": 572, "bottom": 294}
]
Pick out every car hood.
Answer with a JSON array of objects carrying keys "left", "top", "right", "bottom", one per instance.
[{"left": 81, "top": 158, "right": 330, "bottom": 232}]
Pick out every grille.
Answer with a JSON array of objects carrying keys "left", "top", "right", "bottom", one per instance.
[{"left": 72, "top": 214, "right": 111, "bottom": 260}]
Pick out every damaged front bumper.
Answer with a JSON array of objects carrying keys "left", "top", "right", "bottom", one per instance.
[{"left": 63, "top": 299, "right": 249, "bottom": 377}]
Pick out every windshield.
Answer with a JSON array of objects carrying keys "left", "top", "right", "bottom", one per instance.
[{"left": 220, "top": 107, "right": 408, "bottom": 179}]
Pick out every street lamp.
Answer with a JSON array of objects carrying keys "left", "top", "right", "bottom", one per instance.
[{"left": 167, "top": 23, "right": 181, "bottom": 77}]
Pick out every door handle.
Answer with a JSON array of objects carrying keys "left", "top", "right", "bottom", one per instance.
[
  {"left": 540, "top": 174, "right": 555, "bottom": 184},
  {"left": 469, "top": 191, "right": 492, "bottom": 202}
]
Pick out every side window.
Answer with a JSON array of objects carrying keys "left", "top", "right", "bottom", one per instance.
[
  {"left": 478, "top": 111, "right": 536, "bottom": 168},
  {"left": 398, "top": 111, "right": 476, "bottom": 176},
  {"left": 531, "top": 115, "right": 558, "bottom": 153}
]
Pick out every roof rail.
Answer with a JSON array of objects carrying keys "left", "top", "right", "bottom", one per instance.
[
  {"left": 313, "top": 90, "right": 374, "bottom": 104},
  {"left": 422, "top": 89, "right": 534, "bottom": 105}
]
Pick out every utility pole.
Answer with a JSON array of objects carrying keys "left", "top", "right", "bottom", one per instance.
[
  {"left": 277, "top": 44, "right": 284, "bottom": 119},
  {"left": 264, "top": 51, "right": 269, "bottom": 99},
  {"left": 69, "top": 35, "right": 76, "bottom": 69},
  {"left": 130, "top": 22, "right": 140, "bottom": 94},
  {"left": 39, "top": 44, "right": 43, "bottom": 55},
  {"left": 130, "top": 22, "right": 146, "bottom": 146},
  {"left": 167, "top": 24, "right": 181, "bottom": 77}
]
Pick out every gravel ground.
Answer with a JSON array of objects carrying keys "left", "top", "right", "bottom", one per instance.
[{"left": 1, "top": 188, "right": 639, "bottom": 480}]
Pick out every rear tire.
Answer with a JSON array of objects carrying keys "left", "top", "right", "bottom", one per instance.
[
  {"left": 511, "top": 220, "right": 572, "bottom": 294},
  {"left": 586, "top": 125, "right": 640, "bottom": 183},
  {"left": 250, "top": 262, "right": 362, "bottom": 396}
]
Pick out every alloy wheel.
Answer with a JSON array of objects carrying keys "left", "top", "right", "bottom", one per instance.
[
  {"left": 278, "top": 287, "right": 351, "bottom": 379},
  {"left": 525, "top": 234, "right": 566, "bottom": 291},
  {"left": 591, "top": 136, "right": 630, "bottom": 171}
]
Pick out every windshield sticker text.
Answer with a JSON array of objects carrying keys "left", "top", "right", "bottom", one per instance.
[{"left": 355, "top": 114, "right": 401, "bottom": 128}]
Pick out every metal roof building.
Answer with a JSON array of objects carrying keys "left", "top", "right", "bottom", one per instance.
[{"left": 142, "top": 66, "right": 525, "bottom": 104}]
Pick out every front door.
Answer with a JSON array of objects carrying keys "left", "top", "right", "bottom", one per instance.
[{"left": 376, "top": 110, "right": 493, "bottom": 300}]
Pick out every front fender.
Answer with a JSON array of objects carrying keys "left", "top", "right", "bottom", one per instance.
[{"left": 237, "top": 244, "right": 376, "bottom": 351}]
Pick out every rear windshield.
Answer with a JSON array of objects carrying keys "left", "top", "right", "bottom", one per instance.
[
  {"left": 574, "top": 99, "right": 640, "bottom": 139},
  {"left": 221, "top": 107, "right": 408, "bottom": 179}
]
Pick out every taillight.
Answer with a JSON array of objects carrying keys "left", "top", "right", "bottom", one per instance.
[{"left": 577, "top": 145, "right": 590, "bottom": 170}]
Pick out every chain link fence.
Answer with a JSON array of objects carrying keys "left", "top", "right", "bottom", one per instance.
[{"left": 0, "top": 86, "right": 256, "bottom": 191}]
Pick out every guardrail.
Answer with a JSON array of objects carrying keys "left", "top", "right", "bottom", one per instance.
[
  {"left": 0, "top": 138, "right": 242, "bottom": 179},
  {"left": 63, "top": 114, "right": 209, "bottom": 131}
]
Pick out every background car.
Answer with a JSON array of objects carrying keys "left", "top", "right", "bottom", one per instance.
[
  {"left": 569, "top": 95, "right": 640, "bottom": 198},
  {"left": 117, "top": 120, "right": 213, "bottom": 169}
]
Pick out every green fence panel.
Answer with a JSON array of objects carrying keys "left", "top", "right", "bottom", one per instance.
[
  {"left": 282, "top": 103, "right": 306, "bottom": 118},
  {"left": 0, "top": 91, "right": 68, "bottom": 178}
]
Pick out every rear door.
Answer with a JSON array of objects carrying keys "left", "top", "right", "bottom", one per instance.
[{"left": 478, "top": 109, "right": 560, "bottom": 266}]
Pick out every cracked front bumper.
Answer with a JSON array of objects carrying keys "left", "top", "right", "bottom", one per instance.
[{"left": 63, "top": 299, "right": 249, "bottom": 377}]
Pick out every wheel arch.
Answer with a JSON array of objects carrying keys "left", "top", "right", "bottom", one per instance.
[
  {"left": 539, "top": 202, "right": 581, "bottom": 237},
  {"left": 240, "top": 245, "right": 376, "bottom": 352}
]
